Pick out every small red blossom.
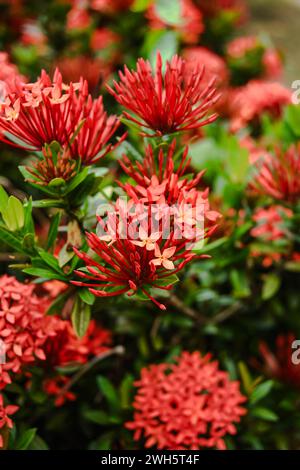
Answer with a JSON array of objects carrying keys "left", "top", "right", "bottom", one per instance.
[
  {"left": 72, "top": 146, "right": 220, "bottom": 309},
  {"left": 252, "top": 144, "right": 300, "bottom": 203},
  {"left": 229, "top": 80, "right": 291, "bottom": 131},
  {"left": 126, "top": 351, "right": 247, "bottom": 450},
  {"left": 43, "top": 376, "right": 76, "bottom": 407},
  {"left": 107, "top": 53, "right": 219, "bottom": 137},
  {"left": 0, "top": 69, "right": 83, "bottom": 150},
  {"left": 0, "top": 394, "right": 19, "bottom": 448},
  {"left": 251, "top": 206, "right": 292, "bottom": 242}
]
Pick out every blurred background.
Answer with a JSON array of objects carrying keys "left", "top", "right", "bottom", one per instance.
[{"left": 248, "top": 0, "right": 300, "bottom": 84}]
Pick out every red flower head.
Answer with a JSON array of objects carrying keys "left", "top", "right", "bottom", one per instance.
[
  {"left": 72, "top": 145, "right": 220, "bottom": 309},
  {"left": 126, "top": 351, "right": 247, "bottom": 450},
  {"left": 0, "top": 68, "right": 123, "bottom": 165},
  {"left": 258, "top": 334, "right": 300, "bottom": 390},
  {"left": 0, "top": 275, "right": 56, "bottom": 390},
  {"left": 229, "top": 80, "right": 291, "bottom": 132},
  {"left": 0, "top": 394, "right": 19, "bottom": 448},
  {"left": 196, "top": 0, "right": 248, "bottom": 23},
  {"left": 107, "top": 53, "right": 219, "bottom": 137},
  {"left": 0, "top": 69, "right": 84, "bottom": 150},
  {"left": 252, "top": 144, "right": 300, "bottom": 203},
  {"left": 147, "top": 0, "right": 204, "bottom": 44}
]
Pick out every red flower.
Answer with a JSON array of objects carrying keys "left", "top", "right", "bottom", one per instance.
[
  {"left": 43, "top": 376, "right": 76, "bottom": 407},
  {"left": 0, "top": 69, "right": 83, "bottom": 150},
  {"left": 126, "top": 351, "right": 247, "bottom": 450},
  {"left": 107, "top": 53, "right": 219, "bottom": 137},
  {"left": 0, "top": 68, "right": 123, "bottom": 165},
  {"left": 258, "top": 334, "right": 300, "bottom": 390},
  {"left": 72, "top": 149, "right": 220, "bottom": 309},
  {"left": 252, "top": 144, "right": 300, "bottom": 203},
  {"left": 229, "top": 80, "right": 291, "bottom": 132},
  {"left": 147, "top": 0, "right": 204, "bottom": 44},
  {"left": 251, "top": 206, "right": 292, "bottom": 242},
  {"left": 70, "top": 94, "right": 126, "bottom": 165},
  {"left": 0, "top": 275, "right": 56, "bottom": 390},
  {"left": 42, "top": 318, "right": 112, "bottom": 368},
  {"left": 0, "top": 394, "right": 19, "bottom": 448}
]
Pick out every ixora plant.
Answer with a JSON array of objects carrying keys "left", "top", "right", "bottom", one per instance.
[
  {"left": 0, "top": 52, "right": 247, "bottom": 450},
  {"left": 0, "top": 0, "right": 300, "bottom": 451}
]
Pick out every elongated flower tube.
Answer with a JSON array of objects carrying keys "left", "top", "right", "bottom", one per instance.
[{"left": 107, "top": 52, "right": 219, "bottom": 136}]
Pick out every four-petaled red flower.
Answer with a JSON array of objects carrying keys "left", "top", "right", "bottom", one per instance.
[
  {"left": 107, "top": 53, "right": 219, "bottom": 137},
  {"left": 126, "top": 351, "right": 247, "bottom": 450}
]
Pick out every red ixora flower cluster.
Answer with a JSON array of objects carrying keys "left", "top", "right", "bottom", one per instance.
[
  {"left": 0, "top": 275, "right": 112, "bottom": 410},
  {"left": 72, "top": 142, "right": 220, "bottom": 310},
  {"left": 0, "top": 68, "right": 124, "bottom": 165},
  {"left": 107, "top": 53, "right": 219, "bottom": 137},
  {"left": 229, "top": 80, "right": 291, "bottom": 131},
  {"left": 252, "top": 144, "right": 300, "bottom": 203},
  {"left": 0, "top": 275, "right": 56, "bottom": 390},
  {"left": 256, "top": 334, "right": 300, "bottom": 390},
  {"left": 126, "top": 351, "right": 247, "bottom": 450}
]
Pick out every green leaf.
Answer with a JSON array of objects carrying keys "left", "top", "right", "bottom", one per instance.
[
  {"left": 0, "top": 225, "right": 24, "bottom": 252},
  {"left": 22, "top": 233, "right": 35, "bottom": 252},
  {"left": 154, "top": 274, "right": 179, "bottom": 287},
  {"left": 38, "top": 250, "right": 62, "bottom": 273},
  {"left": 155, "top": 0, "right": 182, "bottom": 26},
  {"left": 252, "top": 407, "right": 278, "bottom": 422},
  {"left": 22, "top": 267, "right": 67, "bottom": 281},
  {"left": 149, "top": 31, "right": 178, "bottom": 68},
  {"left": 83, "top": 410, "right": 120, "bottom": 425},
  {"left": 262, "top": 274, "right": 281, "bottom": 300},
  {"left": 64, "top": 167, "right": 89, "bottom": 195},
  {"left": 2, "top": 196, "right": 24, "bottom": 231},
  {"left": 79, "top": 288, "right": 95, "bottom": 305},
  {"left": 46, "top": 212, "right": 62, "bottom": 251},
  {"left": 48, "top": 177, "right": 66, "bottom": 188},
  {"left": 250, "top": 380, "right": 273, "bottom": 404},
  {"left": 0, "top": 185, "right": 9, "bottom": 213},
  {"left": 28, "top": 435, "right": 49, "bottom": 450},
  {"left": 15, "top": 428, "right": 37, "bottom": 450},
  {"left": 97, "top": 376, "right": 119, "bottom": 410},
  {"left": 32, "top": 199, "right": 65, "bottom": 208},
  {"left": 284, "top": 104, "right": 300, "bottom": 137},
  {"left": 46, "top": 291, "right": 70, "bottom": 316},
  {"left": 71, "top": 297, "right": 91, "bottom": 337}
]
